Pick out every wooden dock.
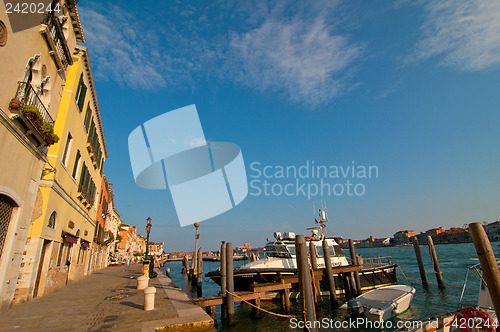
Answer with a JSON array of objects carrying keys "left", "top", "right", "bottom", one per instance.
[{"left": 191, "top": 264, "right": 367, "bottom": 321}]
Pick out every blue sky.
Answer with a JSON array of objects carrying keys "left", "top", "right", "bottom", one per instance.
[{"left": 78, "top": 0, "right": 500, "bottom": 252}]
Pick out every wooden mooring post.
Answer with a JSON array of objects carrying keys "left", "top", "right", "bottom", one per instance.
[
  {"left": 342, "top": 274, "right": 352, "bottom": 299},
  {"left": 322, "top": 239, "right": 338, "bottom": 305},
  {"left": 225, "top": 242, "right": 235, "bottom": 325},
  {"left": 427, "top": 236, "right": 445, "bottom": 288},
  {"left": 296, "top": 235, "right": 317, "bottom": 331},
  {"left": 280, "top": 279, "right": 291, "bottom": 313},
  {"left": 469, "top": 222, "right": 500, "bottom": 320},
  {"left": 309, "top": 241, "right": 321, "bottom": 303},
  {"left": 181, "top": 256, "right": 189, "bottom": 273},
  {"left": 220, "top": 242, "right": 227, "bottom": 320},
  {"left": 348, "top": 239, "right": 361, "bottom": 296},
  {"left": 251, "top": 298, "right": 261, "bottom": 318},
  {"left": 412, "top": 236, "right": 428, "bottom": 287},
  {"left": 197, "top": 248, "right": 203, "bottom": 297}
]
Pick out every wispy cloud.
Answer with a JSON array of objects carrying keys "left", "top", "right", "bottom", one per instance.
[
  {"left": 377, "top": 80, "right": 402, "bottom": 99},
  {"left": 227, "top": 18, "right": 361, "bottom": 106},
  {"left": 79, "top": 5, "right": 168, "bottom": 89},
  {"left": 412, "top": 0, "right": 500, "bottom": 70},
  {"left": 78, "top": 1, "right": 362, "bottom": 106}
]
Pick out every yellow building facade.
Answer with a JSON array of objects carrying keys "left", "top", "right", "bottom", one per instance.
[
  {"left": 14, "top": 45, "right": 107, "bottom": 303},
  {"left": 0, "top": 0, "right": 84, "bottom": 310}
]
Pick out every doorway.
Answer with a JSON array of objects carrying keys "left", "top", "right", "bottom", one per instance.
[{"left": 33, "top": 239, "right": 51, "bottom": 297}]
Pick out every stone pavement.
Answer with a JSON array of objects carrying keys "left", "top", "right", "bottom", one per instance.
[{"left": 0, "top": 264, "right": 214, "bottom": 332}]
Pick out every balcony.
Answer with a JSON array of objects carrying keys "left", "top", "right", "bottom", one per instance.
[
  {"left": 10, "top": 82, "right": 57, "bottom": 147},
  {"left": 40, "top": 15, "right": 73, "bottom": 71},
  {"left": 77, "top": 184, "right": 93, "bottom": 208}
]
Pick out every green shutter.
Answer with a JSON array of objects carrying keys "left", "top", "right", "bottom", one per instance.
[
  {"left": 72, "top": 150, "right": 81, "bottom": 178},
  {"left": 77, "top": 83, "right": 87, "bottom": 111}
]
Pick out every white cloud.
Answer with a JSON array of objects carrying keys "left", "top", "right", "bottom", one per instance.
[
  {"left": 79, "top": 5, "right": 168, "bottom": 89},
  {"left": 78, "top": 1, "right": 361, "bottom": 106},
  {"left": 413, "top": 0, "right": 500, "bottom": 70},
  {"left": 228, "top": 18, "right": 361, "bottom": 106}
]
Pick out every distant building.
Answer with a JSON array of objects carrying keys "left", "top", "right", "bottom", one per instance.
[
  {"left": 484, "top": 221, "right": 500, "bottom": 241},
  {"left": 105, "top": 203, "right": 122, "bottom": 263},
  {"left": 357, "top": 236, "right": 390, "bottom": 248},
  {"left": 416, "top": 227, "right": 445, "bottom": 244},
  {"left": 393, "top": 230, "right": 416, "bottom": 245},
  {"left": 437, "top": 227, "right": 471, "bottom": 244},
  {"left": 91, "top": 174, "right": 112, "bottom": 272},
  {"left": 117, "top": 224, "right": 142, "bottom": 262},
  {"left": 148, "top": 242, "right": 164, "bottom": 258}
]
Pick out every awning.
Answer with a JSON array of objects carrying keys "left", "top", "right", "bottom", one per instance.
[
  {"left": 81, "top": 240, "right": 90, "bottom": 248},
  {"left": 62, "top": 231, "right": 78, "bottom": 244},
  {"left": 64, "top": 237, "right": 78, "bottom": 244}
]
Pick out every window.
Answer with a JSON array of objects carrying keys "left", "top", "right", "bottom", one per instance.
[
  {"left": 61, "top": 132, "right": 73, "bottom": 166},
  {"left": 47, "top": 211, "right": 56, "bottom": 229},
  {"left": 75, "top": 73, "right": 87, "bottom": 112},
  {"left": 72, "top": 150, "right": 81, "bottom": 179},
  {"left": 0, "top": 195, "right": 17, "bottom": 259},
  {"left": 315, "top": 246, "right": 335, "bottom": 258},
  {"left": 65, "top": 244, "right": 72, "bottom": 264},
  {"left": 84, "top": 104, "right": 92, "bottom": 132},
  {"left": 77, "top": 162, "right": 96, "bottom": 206},
  {"left": 56, "top": 242, "right": 64, "bottom": 267}
]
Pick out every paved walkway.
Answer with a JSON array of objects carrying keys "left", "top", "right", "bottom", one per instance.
[{"left": 0, "top": 264, "right": 214, "bottom": 331}]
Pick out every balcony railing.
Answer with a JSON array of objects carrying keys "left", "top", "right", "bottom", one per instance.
[
  {"left": 40, "top": 15, "right": 72, "bottom": 70},
  {"left": 14, "top": 82, "right": 54, "bottom": 126},
  {"left": 77, "top": 183, "right": 95, "bottom": 207}
]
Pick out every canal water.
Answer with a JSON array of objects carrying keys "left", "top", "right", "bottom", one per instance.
[{"left": 162, "top": 241, "right": 498, "bottom": 331}]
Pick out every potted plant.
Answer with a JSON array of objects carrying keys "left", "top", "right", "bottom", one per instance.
[
  {"left": 21, "top": 105, "right": 43, "bottom": 127},
  {"left": 40, "top": 122, "right": 59, "bottom": 145},
  {"left": 9, "top": 99, "right": 22, "bottom": 110},
  {"left": 21, "top": 105, "right": 59, "bottom": 146}
]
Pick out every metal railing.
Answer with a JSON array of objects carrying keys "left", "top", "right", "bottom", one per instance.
[
  {"left": 14, "top": 82, "right": 54, "bottom": 126},
  {"left": 358, "top": 256, "right": 392, "bottom": 268},
  {"left": 41, "top": 15, "right": 72, "bottom": 70}
]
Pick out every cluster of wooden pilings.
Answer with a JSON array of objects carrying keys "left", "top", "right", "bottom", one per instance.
[
  {"left": 190, "top": 236, "right": 370, "bottom": 330},
  {"left": 411, "top": 235, "right": 445, "bottom": 288},
  {"left": 182, "top": 248, "right": 204, "bottom": 297}
]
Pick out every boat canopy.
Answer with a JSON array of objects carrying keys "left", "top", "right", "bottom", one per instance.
[{"left": 264, "top": 239, "right": 343, "bottom": 259}]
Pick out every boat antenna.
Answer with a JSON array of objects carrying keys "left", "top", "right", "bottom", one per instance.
[{"left": 324, "top": 200, "right": 329, "bottom": 222}]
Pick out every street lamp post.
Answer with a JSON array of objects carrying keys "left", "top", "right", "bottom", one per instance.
[{"left": 145, "top": 217, "right": 152, "bottom": 261}]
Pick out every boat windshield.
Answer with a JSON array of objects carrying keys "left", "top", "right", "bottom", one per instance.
[
  {"left": 316, "top": 245, "right": 343, "bottom": 257},
  {"left": 265, "top": 244, "right": 293, "bottom": 258}
]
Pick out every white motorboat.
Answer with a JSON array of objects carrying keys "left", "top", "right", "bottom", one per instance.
[
  {"left": 341, "top": 284, "right": 416, "bottom": 322},
  {"left": 206, "top": 209, "right": 398, "bottom": 292},
  {"left": 206, "top": 210, "right": 350, "bottom": 290}
]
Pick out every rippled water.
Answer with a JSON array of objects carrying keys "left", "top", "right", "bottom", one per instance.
[{"left": 162, "top": 242, "right": 498, "bottom": 331}]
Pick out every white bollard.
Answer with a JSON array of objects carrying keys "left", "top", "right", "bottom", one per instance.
[
  {"left": 144, "top": 287, "right": 156, "bottom": 311},
  {"left": 137, "top": 275, "right": 149, "bottom": 290}
]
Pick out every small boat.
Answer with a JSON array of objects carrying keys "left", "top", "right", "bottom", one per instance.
[
  {"left": 397, "top": 263, "right": 498, "bottom": 332},
  {"left": 340, "top": 284, "right": 416, "bottom": 322}
]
